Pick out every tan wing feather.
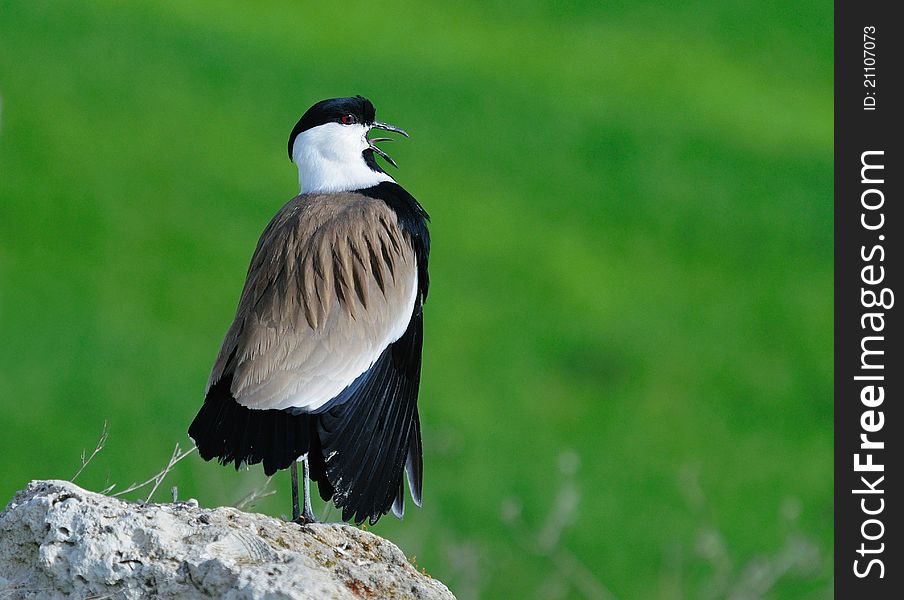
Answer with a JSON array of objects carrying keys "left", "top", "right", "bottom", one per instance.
[{"left": 207, "top": 192, "right": 417, "bottom": 412}]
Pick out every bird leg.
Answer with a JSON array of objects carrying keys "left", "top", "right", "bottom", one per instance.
[
  {"left": 290, "top": 462, "right": 301, "bottom": 521},
  {"left": 301, "top": 455, "right": 317, "bottom": 523},
  {"left": 291, "top": 456, "right": 317, "bottom": 524}
]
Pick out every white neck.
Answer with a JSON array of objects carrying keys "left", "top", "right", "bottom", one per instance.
[{"left": 292, "top": 122, "right": 393, "bottom": 194}]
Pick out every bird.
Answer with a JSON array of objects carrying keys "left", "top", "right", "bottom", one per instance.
[{"left": 188, "top": 96, "right": 430, "bottom": 526}]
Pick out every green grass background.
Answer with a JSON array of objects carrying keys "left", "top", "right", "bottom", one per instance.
[{"left": 1, "top": 1, "right": 832, "bottom": 598}]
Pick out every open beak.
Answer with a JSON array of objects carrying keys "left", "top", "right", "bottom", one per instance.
[
  {"left": 367, "top": 121, "right": 409, "bottom": 169},
  {"left": 371, "top": 121, "right": 409, "bottom": 137}
]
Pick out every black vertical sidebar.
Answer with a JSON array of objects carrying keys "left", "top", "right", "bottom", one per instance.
[{"left": 836, "top": 1, "right": 902, "bottom": 597}]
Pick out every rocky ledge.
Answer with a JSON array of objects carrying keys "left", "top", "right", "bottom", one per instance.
[{"left": 0, "top": 480, "right": 454, "bottom": 599}]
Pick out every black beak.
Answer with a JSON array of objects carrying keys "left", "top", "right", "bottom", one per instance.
[
  {"left": 367, "top": 121, "right": 409, "bottom": 168},
  {"left": 371, "top": 121, "right": 409, "bottom": 137}
]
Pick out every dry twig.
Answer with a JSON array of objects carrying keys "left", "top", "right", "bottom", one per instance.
[
  {"left": 110, "top": 443, "right": 196, "bottom": 502},
  {"left": 235, "top": 476, "right": 276, "bottom": 510},
  {"left": 71, "top": 421, "right": 109, "bottom": 483}
]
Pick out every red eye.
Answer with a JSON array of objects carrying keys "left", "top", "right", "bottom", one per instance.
[{"left": 339, "top": 114, "right": 357, "bottom": 125}]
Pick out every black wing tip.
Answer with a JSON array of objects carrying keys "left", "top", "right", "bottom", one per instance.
[
  {"left": 391, "top": 482, "right": 405, "bottom": 519},
  {"left": 188, "top": 379, "right": 312, "bottom": 477},
  {"left": 405, "top": 410, "right": 424, "bottom": 507},
  {"left": 313, "top": 304, "right": 424, "bottom": 526}
]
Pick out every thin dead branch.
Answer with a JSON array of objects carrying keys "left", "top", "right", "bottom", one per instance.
[
  {"left": 235, "top": 476, "right": 276, "bottom": 510},
  {"left": 71, "top": 421, "right": 109, "bottom": 483},
  {"left": 110, "top": 443, "right": 196, "bottom": 502}
]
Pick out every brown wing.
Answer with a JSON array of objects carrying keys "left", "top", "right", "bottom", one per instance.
[{"left": 207, "top": 191, "right": 418, "bottom": 412}]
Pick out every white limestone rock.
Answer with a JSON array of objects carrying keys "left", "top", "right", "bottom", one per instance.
[{"left": 0, "top": 480, "right": 454, "bottom": 600}]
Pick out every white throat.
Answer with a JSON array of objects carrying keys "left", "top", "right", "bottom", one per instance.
[{"left": 292, "top": 122, "right": 393, "bottom": 194}]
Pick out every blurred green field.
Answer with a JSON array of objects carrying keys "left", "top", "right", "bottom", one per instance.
[{"left": 0, "top": 1, "right": 832, "bottom": 598}]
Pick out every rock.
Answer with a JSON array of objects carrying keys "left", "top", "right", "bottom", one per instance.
[{"left": 0, "top": 480, "right": 454, "bottom": 599}]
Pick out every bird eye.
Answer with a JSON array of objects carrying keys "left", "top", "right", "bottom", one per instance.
[{"left": 339, "top": 114, "right": 357, "bottom": 125}]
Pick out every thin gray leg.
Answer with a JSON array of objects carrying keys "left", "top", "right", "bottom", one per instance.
[
  {"left": 301, "top": 455, "right": 317, "bottom": 523},
  {"left": 290, "top": 462, "right": 300, "bottom": 521}
]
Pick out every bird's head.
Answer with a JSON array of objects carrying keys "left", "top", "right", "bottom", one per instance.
[{"left": 288, "top": 96, "right": 409, "bottom": 194}]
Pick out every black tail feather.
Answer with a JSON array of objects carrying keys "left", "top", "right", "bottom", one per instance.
[
  {"left": 392, "top": 481, "right": 405, "bottom": 518},
  {"left": 188, "top": 372, "right": 312, "bottom": 476},
  {"left": 307, "top": 427, "right": 335, "bottom": 501},
  {"left": 406, "top": 409, "right": 423, "bottom": 507}
]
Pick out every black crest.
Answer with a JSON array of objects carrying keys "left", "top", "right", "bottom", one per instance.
[{"left": 287, "top": 96, "right": 376, "bottom": 158}]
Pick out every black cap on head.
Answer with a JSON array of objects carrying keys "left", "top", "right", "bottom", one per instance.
[{"left": 287, "top": 96, "right": 376, "bottom": 159}]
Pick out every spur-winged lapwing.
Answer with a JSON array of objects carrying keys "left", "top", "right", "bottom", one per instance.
[{"left": 188, "top": 96, "right": 430, "bottom": 525}]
